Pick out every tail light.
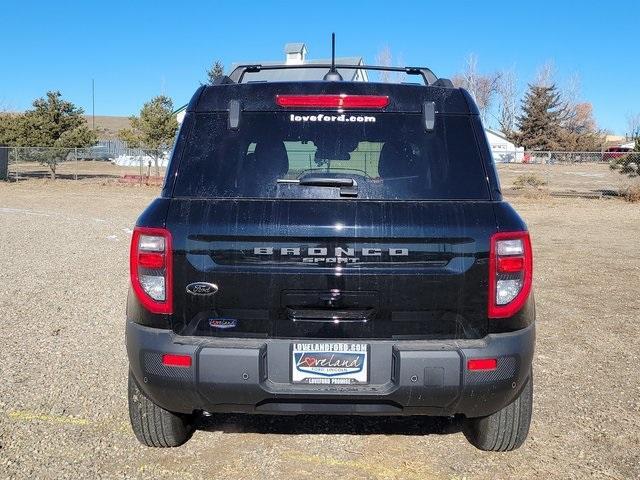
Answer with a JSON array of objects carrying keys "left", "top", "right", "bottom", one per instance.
[
  {"left": 488, "top": 231, "right": 533, "bottom": 318},
  {"left": 130, "top": 227, "right": 173, "bottom": 314},
  {"left": 467, "top": 358, "right": 498, "bottom": 371},
  {"left": 162, "top": 354, "right": 191, "bottom": 368},
  {"left": 276, "top": 94, "right": 389, "bottom": 109}
]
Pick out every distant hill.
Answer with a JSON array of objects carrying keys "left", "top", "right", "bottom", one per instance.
[{"left": 83, "top": 115, "right": 131, "bottom": 139}]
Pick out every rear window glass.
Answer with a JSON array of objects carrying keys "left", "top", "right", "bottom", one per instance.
[{"left": 172, "top": 112, "right": 489, "bottom": 200}]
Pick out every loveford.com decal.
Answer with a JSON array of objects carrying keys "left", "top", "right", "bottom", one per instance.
[{"left": 289, "top": 113, "right": 376, "bottom": 123}]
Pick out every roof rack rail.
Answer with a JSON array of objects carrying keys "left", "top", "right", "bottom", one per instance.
[{"left": 228, "top": 64, "right": 449, "bottom": 86}]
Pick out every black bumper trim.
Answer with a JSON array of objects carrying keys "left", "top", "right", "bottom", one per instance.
[{"left": 126, "top": 320, "right": 535, "bottom": 418}]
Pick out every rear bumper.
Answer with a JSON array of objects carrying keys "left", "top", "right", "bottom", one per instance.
[{"left": 126, "top": 320, "right": 535, "bottom": 418}]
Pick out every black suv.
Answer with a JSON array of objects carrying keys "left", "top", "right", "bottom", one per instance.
[{"left": 126, "top": 63, "right": 535, "bottom": 452}]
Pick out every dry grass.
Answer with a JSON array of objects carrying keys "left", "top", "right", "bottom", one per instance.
[
  {"left": 496, "top": 162, "right": 632, "bottom": 195},
  {"left": 621, "top": 183, "right": 640, "bottom": 202},
  {"left": 513, "top": 173, "right": 547, "bottom": 189},
  {"left": 10, "top": 160, "right": 164, "bottom": 181}
]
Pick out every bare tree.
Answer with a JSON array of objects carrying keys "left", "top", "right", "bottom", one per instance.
[
  {"left": 476, "top": 74, "right": 502, "bottom": 123},
  {"left": 497, "top": 69, "right": 518, "bottom": 136},
  {"left": 452, "top": 54, "right": 501, "bottom": 123},
  {"left": 375, "top": 46, "right": 407, "bottom": 83},
  {"left": 557, "top": 72, "right": 604, "bottom": 150},
  {"left": 627, "top": 112, "right": 640, "bottom": 139},
  {"left": 563, "top": 72, "right": 581, "bottom": 106},
  {"left": 375, "top": 46, "right": 393, "bottom": 83},
  {"left": 534, "top": 60, "right": 555, "bottom": 88},
  {"left": 452, "top": 54, "right": 479, "bottom": 95},
  {"left": 395, "top": 52, "right": 408, "bottom": 83},
  {"left": 559, "top": 72, "right": 580, "bottom": 129}
]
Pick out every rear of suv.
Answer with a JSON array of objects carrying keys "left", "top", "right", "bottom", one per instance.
[{"left": 126, "top": 64, "right": 535, "bottom": 452}]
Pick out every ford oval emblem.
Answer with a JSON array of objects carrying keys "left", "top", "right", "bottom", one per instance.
[{"left": 186, "top": 282, "right": 219, "bottom": 296}]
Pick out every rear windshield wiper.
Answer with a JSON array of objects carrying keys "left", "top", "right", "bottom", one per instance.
[{"left": 277, "top": 177, "right": 358, "bottom": 197}]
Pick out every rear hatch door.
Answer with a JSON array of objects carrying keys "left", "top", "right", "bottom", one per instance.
[
  {"left": 168, "top": 199, "right": 495, "bottom": 340},
  {"left": 167, "top": 90, "right": 495, "bottom": 340}
]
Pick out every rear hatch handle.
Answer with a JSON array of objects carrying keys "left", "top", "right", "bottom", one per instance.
[{"left": 286, "top": 308, "right": 374, "bottom": 323}]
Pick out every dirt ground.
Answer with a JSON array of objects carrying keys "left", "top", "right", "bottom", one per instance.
[
  {"left": 10, "top": 160, "right": 164, "bottom": 181},
  {"left": 495, "top": 162, "right": 634, "bottom": 195},
  {"left": 0, "top": 179, "right": 639, "bottom": 479}
]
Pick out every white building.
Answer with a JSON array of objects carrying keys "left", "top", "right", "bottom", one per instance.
[
  {"left": 174, "top": 42, "right": 367, "bottom": 125},
  {"left": 233, "top": 42, "right": 368, "bottom": 82},
  {"left": 485, "top": 129, "right": 525, "bottom": 163}
]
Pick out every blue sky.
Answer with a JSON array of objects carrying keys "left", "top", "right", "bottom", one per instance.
[{"left": 1, "top": 0, "right": 638, "bottom": 134}]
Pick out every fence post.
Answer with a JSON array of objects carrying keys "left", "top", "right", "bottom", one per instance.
[
  {"left": 74, "top": 147, "right": 78, "bottom": 181},
  {"left": 546, "top": 162, "right": 551, "bottom": 188},
  {"left": 0, "top": 144, "right": 8, "bottom": 181}
]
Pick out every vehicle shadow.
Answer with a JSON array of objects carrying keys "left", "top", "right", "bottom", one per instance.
[{"left": 196, "top": 413, "right": 463, "bottom": 436}]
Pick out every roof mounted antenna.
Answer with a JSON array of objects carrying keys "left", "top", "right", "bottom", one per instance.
[{"left": 323, "top": 33, "right": 343, "bottom": 81}]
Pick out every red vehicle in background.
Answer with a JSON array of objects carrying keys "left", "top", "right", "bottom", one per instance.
[{"left": 603, "top": 146, "right": 633, "bottom": 161}]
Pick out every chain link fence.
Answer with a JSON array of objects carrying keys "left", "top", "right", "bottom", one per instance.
[
  {"left": 495, "top": 152, "right": 640, "bottom": 197},
  {"left": 493, "top": 150, "right": 637, "bottom": 165},
  {"left": 1, "top": 145, "right": 168, "bottom": 184},
  {"left": 1, "top": 145, "right": 638, "bottom": 197}
]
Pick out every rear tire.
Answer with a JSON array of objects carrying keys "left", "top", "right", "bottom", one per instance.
[
  {"left": 464, "top": 370, "right": 533, "bottom": 452},
  {"left": 128, "top": 371, "right": 195, "bottom": 447}
]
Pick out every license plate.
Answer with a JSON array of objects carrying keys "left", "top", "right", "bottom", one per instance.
[{"left": 291, "top": 343, "right": 368, "bottom": 385}]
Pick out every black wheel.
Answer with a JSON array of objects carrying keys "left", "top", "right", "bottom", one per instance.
[
  {"left": 128, "top": 371, "right": 195, "bottom": 447},
  {"left": 464, "top": 370, "right": 533, "bottom": 452}
]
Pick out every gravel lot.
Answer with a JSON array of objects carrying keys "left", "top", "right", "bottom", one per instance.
[
  {"left": 495, "top": 162, "right": 632, "bottom": 194},
  {"left": 0, "top": 180, "right": 639, "bottom": 479}
]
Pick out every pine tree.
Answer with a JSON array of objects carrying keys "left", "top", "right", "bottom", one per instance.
[
  {"left": 610, "top": 135, "right": 640, "bottom": 178},
  {"left": 515, "top": 84, "right": 566, "bottom": 151},
  {"left": 0, "top": 113, "right": 21, "bottom": 145},
  {"left": 19, "top": 91, "right": 96, "bottom": 179},
  {"left": 206, "top": 61, "right": 225, "bottom": 85},
  {"left": 118, "top": 95, "right": 178, "bottom": 178}
]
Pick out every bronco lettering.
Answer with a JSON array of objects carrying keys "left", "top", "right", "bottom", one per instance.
[{"left": 253, "top": 247, "right": 409, "bottom": 256}]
